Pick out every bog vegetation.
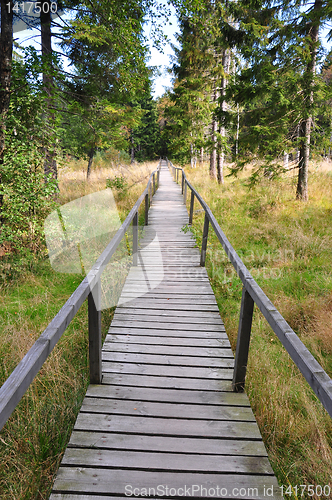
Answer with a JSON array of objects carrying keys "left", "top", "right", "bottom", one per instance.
[
  {"left": 183, "top": 161, "right": 332, "bottom": 496},
  {"left": 0, "top": 0, "right": 332, "bottom": 498}
]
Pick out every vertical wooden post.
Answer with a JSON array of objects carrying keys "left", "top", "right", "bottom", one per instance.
[
  {"left": 176, "top": 168, "right": 179, "bottom": 183},
  {"left": 145, "top": 193, "right": 149, "bottom": 225},
  {"left": 184, "top": 180, "right": 187, "bottom": 204},
  {"left": 88, "top": 279, "right": 102, "bottom": 384},
  {"left": 232, "top": 287, "right": 254, "bottom": 392},
  {"left": 133, "top": 211, "right": 138, "bottom": 266},
  {"left": 153, "top": 172, "right": 156, "bottom": 195},
  {"left": 189, "top": 190, "right": 195, "bottom": 225},
  {"left": 200, "top": 213, "right": 209, "bottom": 267},
  {"left": 181, "top": 171, "right": 184, "bottom": 194}
]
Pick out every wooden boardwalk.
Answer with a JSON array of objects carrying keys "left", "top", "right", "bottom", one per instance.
[{"left": 50, "top": 161, "right": 282, "bottom": 499}]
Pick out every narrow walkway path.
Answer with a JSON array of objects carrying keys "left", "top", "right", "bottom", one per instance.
[{"left": 50, "top": 161, "right": 282, "bottom": 499}]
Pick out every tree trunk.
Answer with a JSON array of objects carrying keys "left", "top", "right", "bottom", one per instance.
[
  {"left": 0, "top": 0, "right": 13, "bottom": 215},
  {"left": 210, "top": 84, "right": 218, "bottom": 180},
  {"left": 217, "top": 149, "right": 224, "bottom": 184},
  {"left": 235, "top": 103, "right": 239, "bottom": 157},
  {"left": 296, "top": 0, "right": 322, "bottom": 201},
  {"left": 200, "top": 147, "right": 204, "bottom": 165},
  {"left": 130, "top": 133, "right": 135, "bottom": 164},
  {"left": 40, "top": 1, "right": 57, "bottom": 182},
  {"left": 87, "top": 147, "right": 95, "bottom": 179},
  {"left": 296, "top": 119, "right": 310, "bottom": 200},
  {"left": 217, "top": 48, "right": 230, "bottom": 185}
]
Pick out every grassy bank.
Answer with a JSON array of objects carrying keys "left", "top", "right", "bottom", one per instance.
[
  {"left": 0, "top": 158, "right": 158, "bottom": 499},
  {"left": 182, "top": 161, "right": 332, "bottom": 499}
]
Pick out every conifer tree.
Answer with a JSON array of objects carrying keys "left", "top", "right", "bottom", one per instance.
[{"left": 224, "top": 0, "right": 331, "bottom": 199}]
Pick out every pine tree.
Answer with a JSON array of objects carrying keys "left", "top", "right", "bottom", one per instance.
[{"left": 224, "top": 0, "right": 331, "bottom": 199}]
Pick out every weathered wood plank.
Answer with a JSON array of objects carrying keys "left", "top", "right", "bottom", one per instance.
[
  {"left": 102, "top": 362, "right": 234, "bottom": 379},
  {"left": 74, "top": 413, "right": 262, "bottom": 439},
  {"left": 104, "top": 335, "right": 230, "bottom": 346},
  {"left": 103, "top": 343, "right": 233, "bottom": 357},
  {"left": 109, "top": 322, "right": 227, "bottom": 339},
  {"left": 51, "top": 469, "right": 282, "bottom": 499},
  {"left": 67, "top": 430, "right": 265, "bottom": 455},
  {"left": 61, "top": 448, "right": 273, "bottom": 474},
  {"left": 80, "top": 398, "right": 255, "bottom": 420},
  {"left": 85, "top": 385, "right": 250, "bottom": 405},
  {"left": 101, "top": 373, "right": 233, "bottom": 391},
  {"left": 102, "top": 351, "right": 234, "bottom": 367},
  {"left": 114, "top": 308, "right": 223, "bottom": 319},
  {"left": 111, "top": 316, "right": 225, "bottom": 326}
]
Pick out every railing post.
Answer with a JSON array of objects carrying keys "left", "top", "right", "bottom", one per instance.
[
  {"left": 184, "top": 179, "right": 187, "bottom": 204},
  {"left": 181, "top": 170, "right": 184, "bottom": 194},
  {"left": 176, "top": 168, "right": 179, "bottom": 183},
  {"left": 133, "top": 211, "right": 138, "bottom": 266},
  {"left": 200, "top": 213, "right": 209, "bottom": 266},
  {"left": 145, "top": 193, "right": 149, "bottom": 225},
  {"left": 153, "top": 172, "right": 156, "bottom": 195},
  {"left": 189, "top": 190, "right": 195, "bottom": 225},
  {"left": 232, "top": 287, "right": 254, "bottom": 392},
  {"left": 88, "top": 279, "right": 102, "bottom": 384}
]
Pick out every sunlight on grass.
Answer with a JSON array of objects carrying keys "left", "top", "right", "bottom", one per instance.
[{"left": 181, "top": 159, "right": 332, "bottom": 498}]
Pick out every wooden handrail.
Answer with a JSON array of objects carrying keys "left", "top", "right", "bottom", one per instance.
[
  {"left": 0, "top": 161, "right": 162, "bottom": 431},
  {"left": 168, "top": 160, "right": 332, "bottom": 418}
]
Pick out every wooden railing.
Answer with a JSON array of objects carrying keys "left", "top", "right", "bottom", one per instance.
[
  {"left": 0, "top": 163, "right": 161, "bottom": 431},
  {"left": 168, "top": 160, "right": 332, "bottom": 418}
]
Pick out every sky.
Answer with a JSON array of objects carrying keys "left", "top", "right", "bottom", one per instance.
[{"left": 144, "top": 9, "right": 180, "bottom": 98}]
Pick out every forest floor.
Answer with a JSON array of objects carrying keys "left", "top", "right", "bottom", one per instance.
[
  {"left": 183, "top": 158, "right": 332, "bottom": 500},
  {"left": 0, "top": 158, "right": 158, "bottom": 500}
]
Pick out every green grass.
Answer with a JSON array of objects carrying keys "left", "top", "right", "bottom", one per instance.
[{"left": 182, "top": 163, "right": 332, "bottom": 499}]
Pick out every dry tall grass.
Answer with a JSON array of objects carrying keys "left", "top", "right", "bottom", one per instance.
[
  {"left": 182, "top": 160, "right": 332, "bottom": 500},
  {"left": 0, "top": 157, "right": 159, "bottom": 499}
]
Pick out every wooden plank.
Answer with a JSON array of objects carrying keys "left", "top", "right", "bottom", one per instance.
[
  {"left": 104, "top": 335, "right": 230, "bottom": 346},
  {"left": 102, "top": 362, "right": 234, "bottom": 379},
  {"left": 103, "top": 343, "right": 233, "bottom": 357},
  {"left": 61, "top": 448, "right": 273, "bottom": 474},
  {"left": 117, "top": 302, "right": 220, "bottom": 311},
  {"left": 67, "top": 430, "right": 266, "bottom": 455},
  {"left": 51, "top": 469, "right": 282, "bottom": 499},
  {"left": 85, "top": 385, "right": 250, "bottom": 406},
  {"left": 101, "top": 373, "right": 233, "bottom": 391},
  {"left": 108, "top": 326, "right": 227, "bottom": 336},
  {"left": 118, "top": 292, "right": 217, "bottom": 300},
  {"left": 114, "top": 308, "right": 223, "bottom": 319},
  {"left": 80, "top": 398, "right": 255, "bottom": 421},
  {"left": 111, "top": 315, "right": 225, "bottom": 325},
  {"left": 74, "top": 413, "right": 262, "bottom": 439},
  {"left": 102, "top": 352, "right": 234, "bottom": 367}
]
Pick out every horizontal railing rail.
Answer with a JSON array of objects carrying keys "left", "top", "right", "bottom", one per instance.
[
  {"left": 0, "top": 162, "right": 162, "bottom": 431},
  {"left": 168, "top": 160, "right": 332, "bottom": 418}
]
